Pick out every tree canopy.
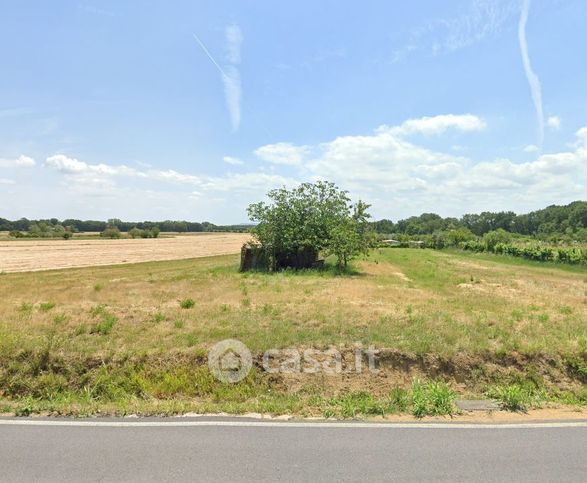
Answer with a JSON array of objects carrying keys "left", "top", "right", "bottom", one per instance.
[{"left": 247, "top": 181, "right": 374, "bottom": 269}]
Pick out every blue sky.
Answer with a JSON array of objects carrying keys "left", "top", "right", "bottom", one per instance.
[{"left": 1, "top": 0, "right": 586, "bottom": 223}]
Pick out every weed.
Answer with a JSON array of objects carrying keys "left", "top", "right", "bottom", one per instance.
[
  {"left": 388, "top": 387, "right": 409, "bottom": 412},
  {"left": 151, "top": 312, "right": 166, "bottom": 323},
  {"left": 53, "top": 314, "right": 67, "bottom": 325},
  {"left": 485, "top": 384, "right": 546, "bottom": 412},
  {"left": 179, "top": 298, "right": 195, "bottom": 309},
  {"left": 411, "top": 380, "right": 456, "bottom": 418},
  {"left": 89, "top": 305, "right": 118, "bottom": 335},
  {"left": 174, "top": 319, "right": 185, "bottom": 329},
  {"left": 39, "top": 302, "right": 56, "bottom": 312},
  {"left": 19, "top": 302, "right": 33, "bottom": 314},
  {"left": 185, "top": 333, "right": 198, "bottom": 347},
  {"left": 93, "top": 283, "right": 104, "bottom": 292}
]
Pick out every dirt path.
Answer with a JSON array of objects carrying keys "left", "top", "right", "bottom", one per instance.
[{"left": 0, "top": 233, "right": 250, "bottom": 273}]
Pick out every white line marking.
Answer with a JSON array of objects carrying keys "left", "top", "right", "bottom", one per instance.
[{"left": 0, "top": 419, "right": 586, "bottom": 429}]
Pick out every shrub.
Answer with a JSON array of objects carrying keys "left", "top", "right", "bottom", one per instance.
[{"left": 100, "top": 226, "right": 121, "bottom": 239}]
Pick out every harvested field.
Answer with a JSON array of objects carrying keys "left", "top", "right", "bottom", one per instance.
[{"left": 0, "top": 233, "right": 250, "bottom": 273}]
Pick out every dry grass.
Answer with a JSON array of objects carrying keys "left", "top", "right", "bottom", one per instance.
[
  {"left": 0, "top": 248, "right": 585, "bottom": 416},
  {"left": 0, "top": 232, "right": 250, "bottom": 272},
  {"left": 1, "top": 248, "right": 585, "bottom": 355}
]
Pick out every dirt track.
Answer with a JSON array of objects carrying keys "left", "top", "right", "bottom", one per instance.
[{"left": 0, "top": 233, "right": 250, "bottom": 273}]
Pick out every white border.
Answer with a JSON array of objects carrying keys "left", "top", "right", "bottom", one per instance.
[{"left": 0, "top": 419, "right": 586, "bottom": 429}]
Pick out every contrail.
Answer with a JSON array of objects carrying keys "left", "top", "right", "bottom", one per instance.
[
  {"left": 193, "top": 31, "right": 242, "bottom": 132},
  {"left": 518, "top": 0, "right": 544, "bottom": 149},
  {"left": 192, "top": 33, "right": 228, "bottom": 79}
]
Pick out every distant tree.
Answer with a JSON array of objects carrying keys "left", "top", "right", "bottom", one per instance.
[
  {"left": 483, "top": 229, "right": 512, "bottom": 251},
  {"left": 447, "top": 228, "right": 475, "bottom": 246},
  {"left": 100, "top": 226, "right": 121, "bottom": 239}
]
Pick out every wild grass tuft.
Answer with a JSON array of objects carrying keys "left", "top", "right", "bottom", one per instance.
[
  {"left": 179, "top": 298, "right": 195, "bottom": 309},
  {"left": 411, "top": 379, "right": 456, "bottom": 418}
]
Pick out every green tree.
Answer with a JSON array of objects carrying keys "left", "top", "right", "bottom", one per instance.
[
  {"left": 100, "top": 226, "right": 121, "bottom": 239},
  {"left": 247, "top": 181, "right": 374, "bottom": 270}
]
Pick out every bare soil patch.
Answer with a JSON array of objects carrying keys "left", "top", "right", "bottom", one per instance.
[{"left": 0, "top": 233, "right": 250, "bottom": 272}]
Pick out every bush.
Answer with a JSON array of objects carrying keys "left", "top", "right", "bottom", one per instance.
[{"left": 100, "top": 226, "right": 121, "bottom": 239}]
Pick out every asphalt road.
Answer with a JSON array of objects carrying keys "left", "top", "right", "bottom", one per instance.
[{"left": 1, "top": 418, "right": 586, "bottom": 482}]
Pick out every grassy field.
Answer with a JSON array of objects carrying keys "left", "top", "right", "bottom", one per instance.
[{"left": 0, "top": 248, "right": 586, "bottom": 417}]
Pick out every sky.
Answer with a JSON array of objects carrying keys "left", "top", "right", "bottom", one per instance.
[{"left": 1, "top": 0, "right": 586, "bottom": 223}]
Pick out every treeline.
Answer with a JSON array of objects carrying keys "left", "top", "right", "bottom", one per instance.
[
  {"left": 0, "top": 217, "right": 253, "bottom": 234},
  {"left": 372, "top": 201, "right": 587, "bottom": 241}
]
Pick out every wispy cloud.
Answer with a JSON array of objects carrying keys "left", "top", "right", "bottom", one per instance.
[
  {"left": 391, "top": 0, "right": 518, "bottom": 62},
  {"left": 0, "top": 155, "right": 36, "bottom": 168},
  {"left": 223, "top": 156, "right": 244, "bottom": 166},
  {"left": 225, "top": 24, "right": 243, "bottom": 64},
  {"left": 518, "top": 0, "right": 544, "bottom": 149},
  {"left": 193, "top": 24, "right": 243, "bottom": 132}
]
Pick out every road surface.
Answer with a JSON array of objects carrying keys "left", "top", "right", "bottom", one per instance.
[{"left": 0, "top": 418, "right": 586, "bottom": 482}]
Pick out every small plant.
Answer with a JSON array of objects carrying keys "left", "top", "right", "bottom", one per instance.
[
  {"left": 388, "top": 387, "right": 409, "bottom": 413},
  {"left": 19, "top": 302, "right": 33, "bottom": 314},
  {"left": 174, "top": 319, "right": 185, "bottom": 329},
  {"left": 93, "top": 283, "right": 104, "bottom": 292},
  {"left": 90, "top": 313, "right": 117, "bottom": 335},
  {"left": 39, "top": 302, "right": 56, "bottom": 312},
  {"left": 411, "top": 379, "right": 456, "bottom": 418},
  {"left": 485, "top": 385, "right": 533, "bottom": 412},
  {"left": 89, "top": 304, "right": 117, "bottom": 335},
  {"left": 185, "top": 333, "right": 198, "bottom": 347},
  {"left": 53, "top": 314, "right": 67, "bottom": 325},
  {"left": 151, "top": 312, "right": 166, "bottom": 323},
  {"left": 179, "top": 298, "right": 195, "bottom": 309}
]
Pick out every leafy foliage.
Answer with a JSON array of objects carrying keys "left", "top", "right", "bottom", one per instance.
[{"left": 247, "top": 181, "right": 375, "bottom": 269}]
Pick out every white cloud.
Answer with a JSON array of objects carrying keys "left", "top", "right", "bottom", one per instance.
[
  {"left": 45, "top": 154, "right": 136, "bottom": 176},
  {"left": 225, "top": 24, "right": 243, "bottom": 64},
  {"left": 523, "top": 144, "right": 539, "bottom": 153},
  {"left": 43, "top": 154, "right": 295, "bottom": 198},
  {"left": 222, "top": 66, "right": 241, "bottom": 132},
  {"left": 223, "top": 156, "right": 244, "bottom": 165},
  {"left": 0, "top": 155, "right": 36, "bottom": 168},
  {"left": 254, "top": 142, "right": 310, "bottom": 165},
  {"left": 519, "top": 0, "right": 544, "bottom": 148},
  {"left": 576, "top": 127, "right": 587, "bottom": 144},
  {"left": 0, "top": 178, "right": 16, "bottom": 185},
  {"left": 249, "top": 116, "right": 587, "bottom": 218},
  {"left": 390, "top": 114, "right": 486, "bottom": 136},
  {"left": 547, "top": 115, "right": 561, "bottom": 130},
  {"left": 15, "top": 115, "right": 587, "bottom": 223}
]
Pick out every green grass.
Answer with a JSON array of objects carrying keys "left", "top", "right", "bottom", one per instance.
[
  {"left": 179, "top": 298, "right": 195, "bottom": 309},
  {"left": 0, "top": 249, "right": 585, "bottom": 416}
]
